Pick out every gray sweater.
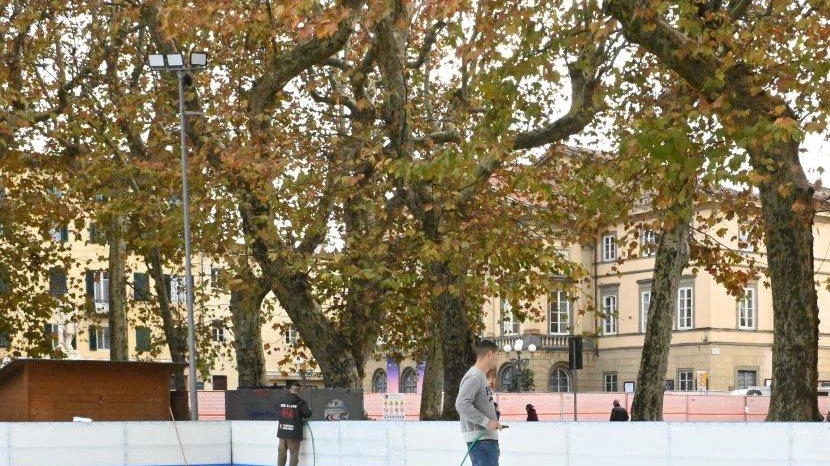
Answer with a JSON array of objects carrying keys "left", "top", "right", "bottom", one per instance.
[{"left": 455, "top": 366, "right": 499, "bottom": 443}]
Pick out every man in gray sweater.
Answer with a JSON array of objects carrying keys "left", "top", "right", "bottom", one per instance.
[{"left": 455, "top": 340, "right": 503, "bottom": 466}]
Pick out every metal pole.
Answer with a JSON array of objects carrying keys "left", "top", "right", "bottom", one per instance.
[
  {"left": 178, "top": 70, "right": 199, "bottom": 421},
  {"left": 573, "top": 369, "right": 578, "bottom": 421}
]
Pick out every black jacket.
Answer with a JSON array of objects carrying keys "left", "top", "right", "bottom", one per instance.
[
  {"left": 610, "top": 405, "right": 629, "bottom": 421},
  {"left": 277, "top": 392, "right": 312, "bottom": 439}
]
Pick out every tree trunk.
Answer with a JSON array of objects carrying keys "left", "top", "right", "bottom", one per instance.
[
  {"left": 272, "top": 272, "right": 363, "bottom": 388},
  {"left": 605, "top": 1, "right": 821, "bottom": 421},
  {"left": 631, "top": 207, "right": 691, "bottom": 421},
  {"left": 342, "top": 278, "right": 382, "bottom": 381},
  {"left": 419, "top": 320, "right": 444, "bottom": 420},
  {"left": 107, "top": 214, "right": 128, "bottom": 361},
  {"left": 146, "top": 248, "right": 187, "bottom": 392},
  {"left": 743, "top": 137, "right": 820, "bottom": 421},
  {"left": 431, "top": 261, "right": 477, "bottom": 420},
  {"left": 727, "top": 74, "right": 821, "bottom": 421},
  {"left": 229, "top": 273, "right": 269, "bottom": 389}
]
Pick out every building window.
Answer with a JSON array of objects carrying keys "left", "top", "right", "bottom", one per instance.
[
  {"left": 169, "top": 276, "right": 187, "bottom": 303},
  {"left": 89, "top": 325, "right": 110, "bottom": 351},
  {"left": 135, "top": 327, "right": 151, "bottom": 352},
  {"left": 602, "top": 234, "right": 617, "bottom": 262},
  {"left": 212, "top": 375, "right": 228, "bottom": 391},
  {"left": 50, "top": 224, "right": 69, "bottom": 243},
  {"left": 641, "top": 229, "right": 658, "bottom": 257},
  {"left": 677, "top": 287, "right": 694, "bottom": 330},
  {"left": 602, "top": 293, "right": 618, "bottom": 335},
  {"left": 665, "top": 379, "right": 675, "bottom": 391},
  {"left": 549, "top": 367, "right": 570, "bottom": 393},
  {"left": 89, "top": 223, "right": 106, "bottom": 244},
  {"left": 501, "top": 299, "right": 519, "bottom": 335},
  {"left": 210, "top": 267, "right": 225, "bottom": 289},
  {"left": 45, "top": 323, "right": 60, "bottom": 349},
  {"left": 549, "top": 291, "right": 570, "bottom": 335},
  {"left": 372, "top": 369, "right": 387, "bottom": 393},
  {"left": 49, "top": 267, "right": 67, "bottom": 297},
  {"left": 401, "top": 368, "right": 418, "bottom": 394},
  {"left": 211, "top": 322, "right": 225, "bottom": 342},
  {"left": 284, "top": 325, "right": 299, "bottom": 345},
  {"left": 133, "top": 273, "right": 150, "bottom": 301},
  {"left": 86, "top": 270, "right": 109, "bottom": 312},
  {"left": 738, "top": 287, "right": 756, "bottom": 330},
  {"left": 603, "top": 372, "right": 619, "bottom": 392},
  {"left": 736, "top": 370, "right": 757, "bottom": 390},
  {"left": 640, "top": 290, "right": 651, "bottom": 333},
  {"left": 738, "top": 226, "right": 752, "bottom": 251},
  {"left": 0, "top": 331, "right": 10, "bottom": 348},
  {"left": 89, "top": 270, "right": 108, "bottom": 303},
  {"left": 678, "top": 369, "right": 694, "bottom": 391}
]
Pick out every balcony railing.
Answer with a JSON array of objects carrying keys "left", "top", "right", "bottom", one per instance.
[{"left": 492, "top": 334, "right": 570, "bottom": 351}]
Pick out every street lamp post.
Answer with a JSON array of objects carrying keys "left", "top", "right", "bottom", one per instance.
[
  {"left": 503, "top": 338, "right": 537, "bottom": 393},
  {"left": 147, "top": 51, "right": 208, "bottom": 421}
]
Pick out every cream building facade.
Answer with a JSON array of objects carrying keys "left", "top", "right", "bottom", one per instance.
[
  {"left": 0, "top": 221, "right": 323, "bottom": 390},
  {"left": 364, "top": 208, "right": 830, "bottom": 395},
  {"left": 5, "top": 207, "right": 830, "bottom": 396}
]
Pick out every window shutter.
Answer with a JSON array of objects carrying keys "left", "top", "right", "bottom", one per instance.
[
  {"left": 86, "top": 271, "right": 95, "bottom": 297},
  {"left": 134, "top": 273, "right": 150, "bottom": 301},
  {"left": 88, "top": 325, "right": 97, "bottom": 351},
  {"left": 49, "top": 268, "right": 67, "bottom": 296},
  {"left": 136, "top": 327, "right": 151, "bottom": 352}
]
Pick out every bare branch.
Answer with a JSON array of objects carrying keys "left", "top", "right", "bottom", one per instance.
[
  {"left": 407, "top": 20, "right": 446, "bottom": 68},
  {"left": 413, "top": 131, "right": 462, "bottom": 147}
]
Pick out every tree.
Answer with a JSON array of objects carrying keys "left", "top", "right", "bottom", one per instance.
[
  {"left": 606, "top": 0, "right": 830, "bottom": 421},
  {"left": 369, "top": 0, "right": 616, "bottom": 418},
  {"left": 0, "top": 0, "right": 98, "bottom": 358},
  {"left": 136, "top": 0, "right": 372, "bottom": 388}
]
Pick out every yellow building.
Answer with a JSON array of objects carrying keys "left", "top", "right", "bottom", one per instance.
[
  {"left": 364, "top": 207, "right": 830, "bottom": 394},
  {"left": 0, "top": 220, "right": 323, "bottom": 390},
  {"left": 5, "top": 205, "right": 830, "bottom": 395}
]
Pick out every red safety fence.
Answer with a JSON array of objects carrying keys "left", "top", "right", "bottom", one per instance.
[
  {"left": 197, "top": 390, "right": 830, "bottom": 422},
  {"left": 363, "top": 392, "right": 830, "bottom": 422},
  {"left": 197, "top": 390, "right": 227, "bottom": 420}
]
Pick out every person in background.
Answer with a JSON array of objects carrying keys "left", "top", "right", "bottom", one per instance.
[
  {"left": 277, "top": 380, "right": 312, "bottom": 466},
  {"left": 525, "top": 403, "right": 539, "bottom": 421},
  {"left": 610, "top": 399, "right": 629, "bottom": 421},
  {"left": 456, "top": 340, "right": 503, "bottom": 466}
]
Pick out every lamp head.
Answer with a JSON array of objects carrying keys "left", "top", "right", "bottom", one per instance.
[
  {"left": 190, "top": 51, "right": 208, "bottom": 67},
  {"left": 166, "top": 53, "right": 184, "bottom": 68},
  {"left": 148, "top": 54, "right": 166, "bottom": 69}
]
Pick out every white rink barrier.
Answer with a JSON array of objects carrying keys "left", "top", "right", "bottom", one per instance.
[
  {"left": 0, "top": 421, "right": 232, "bottom": 466},
  {"left": 3, "top": 420, "right": 830, "bottom": 466}
]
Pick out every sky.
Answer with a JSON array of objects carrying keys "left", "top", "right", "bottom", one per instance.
[{"left": 801, "top": 133, "right": 829, "bottom": 185}]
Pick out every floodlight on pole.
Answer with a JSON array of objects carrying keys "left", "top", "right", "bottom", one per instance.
[
  {"left": 166, "top": 53, "right": 184, "bottom": 67},
  {"left": 190, "top": 51, "right": 208, "bottom": 67},
  {"left": 146, "top": 50, "right": 208, "bottom": 421},
  {"left": 148, "top": 54, "right": 166, "bottom": 69}
]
